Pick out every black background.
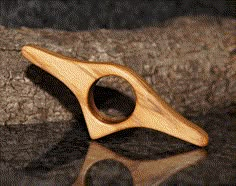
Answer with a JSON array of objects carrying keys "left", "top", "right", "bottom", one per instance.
[{"left": 0, "top": 0, "right": 235, "bottom": 31}]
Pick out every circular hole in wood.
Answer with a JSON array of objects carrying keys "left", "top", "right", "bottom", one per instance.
[{"left": 88, "top": 75, "right": 136, "bottom": 124}]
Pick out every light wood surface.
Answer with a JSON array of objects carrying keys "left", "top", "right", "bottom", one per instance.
[
  {"left": 21, "top": 45, "right": 209, "bottom": 147},
  {"left": 73, "top": 142, "right": 207, "bottom": 185}
]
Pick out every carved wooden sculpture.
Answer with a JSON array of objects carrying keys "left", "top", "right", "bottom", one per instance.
[{"left": 21, "top": 45, "right": 208, "bottom": 147}]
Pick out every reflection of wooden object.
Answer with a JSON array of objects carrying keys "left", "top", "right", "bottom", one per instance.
[
  {"left": 73, "top": 142, "right": 207, "bottom": 185},
  {"left": 22, "top": 45, "right": 208, "bottom": 146}
]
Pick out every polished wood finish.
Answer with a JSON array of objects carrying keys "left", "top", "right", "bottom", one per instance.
[
  {"left": 73, "top": 142, "right": 207, "bottom": 185},
  {"left": 21, "top": 45, "right": 208, "bottom": 147}
]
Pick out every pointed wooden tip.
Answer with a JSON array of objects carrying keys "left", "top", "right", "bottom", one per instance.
[{"left": 21, "top": 45, "right": 209, "bottom": 147}]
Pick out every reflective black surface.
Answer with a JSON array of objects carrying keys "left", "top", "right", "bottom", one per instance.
[{"left": 1, "top": 112, "right": 235, "bottom": 185}]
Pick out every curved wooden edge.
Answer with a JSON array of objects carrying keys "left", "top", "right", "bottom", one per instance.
[
  {"left": 80, "top": 63, "right": 209, "bottom": 147},
  {"left": 73, "top": 142, "right": 207, "bottom": 185},
  {"left": 21, "top": 45, "right": 209, "bottom": 147}
]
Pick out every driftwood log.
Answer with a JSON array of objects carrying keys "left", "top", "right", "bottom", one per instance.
[{"left": 0, "top": 16, "right": 235, "bottom": 125}]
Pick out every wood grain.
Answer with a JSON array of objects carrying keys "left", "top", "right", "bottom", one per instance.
[
  {"left": 22, "top": 45, "right": 209, "bottom": 146},
  {"left": 0, "top": 16, "right": 235, "bottom": 125}
]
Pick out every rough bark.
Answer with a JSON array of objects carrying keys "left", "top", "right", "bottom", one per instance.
[{"left": 0, "top": 16, "right": 235, "bottom": 125}]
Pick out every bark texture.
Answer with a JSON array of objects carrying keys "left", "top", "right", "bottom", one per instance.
[{"left": 0, "top": 16, "right": 235, "bottom": 125}]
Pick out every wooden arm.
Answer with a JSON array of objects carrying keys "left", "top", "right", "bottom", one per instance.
[{"left": 22, "top": 45, "right": 208, "bottom": 147}]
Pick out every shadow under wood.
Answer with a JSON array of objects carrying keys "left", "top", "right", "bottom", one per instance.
[{"left": 26, "top": 64, "right": 136, "bottom": 124}]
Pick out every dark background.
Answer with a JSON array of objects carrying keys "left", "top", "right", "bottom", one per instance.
[
  {"left": 0, "top": 0, "right": 235, "bottom": 31},
  {"left": 0, "top": 1, "right": 235, "bottom": 185}
]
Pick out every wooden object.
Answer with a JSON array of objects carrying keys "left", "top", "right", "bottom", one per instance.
[
  {"left": 22, "top": 45, "right": 208, "bottom": 146},
  {"left": 1, "top": 17, "right": 235, "bottom": 125},
  {"left": 74, "top": 142, "right": 206, "bottom": 185}
]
